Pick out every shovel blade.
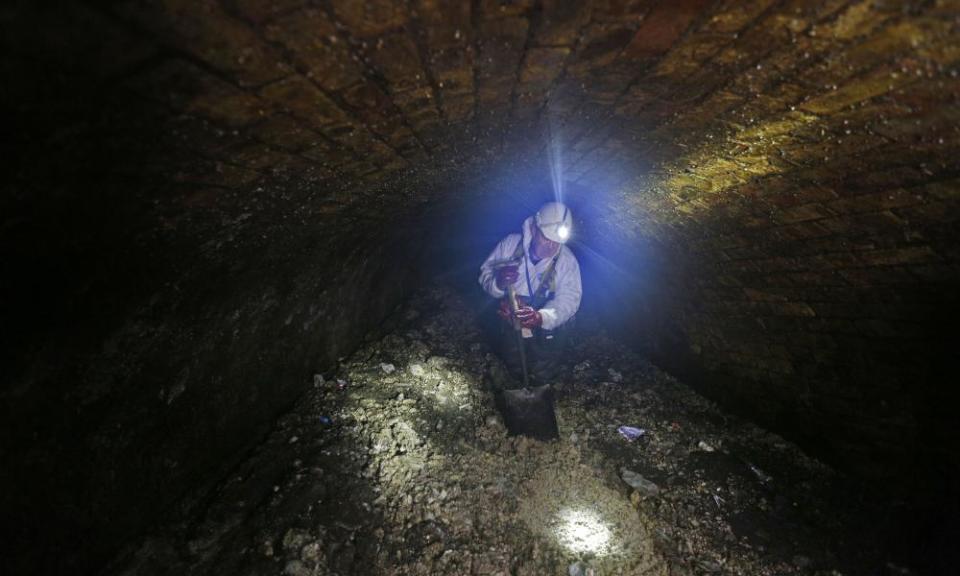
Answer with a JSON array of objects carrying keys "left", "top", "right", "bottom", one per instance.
[{"left": 498, "top": 384, "right": 559, "bottom": 441}]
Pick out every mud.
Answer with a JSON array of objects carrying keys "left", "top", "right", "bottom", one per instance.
[{"left": 107, "top": 286, "right": 888, "bottom": 576}]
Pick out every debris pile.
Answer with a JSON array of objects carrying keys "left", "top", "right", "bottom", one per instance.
[{"left": 109, "top": 286, "right": 888, "bottom": 576}]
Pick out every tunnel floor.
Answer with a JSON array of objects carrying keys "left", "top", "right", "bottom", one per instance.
[{"left": 107, "top": 286, "right": 890, "bottom": 576}]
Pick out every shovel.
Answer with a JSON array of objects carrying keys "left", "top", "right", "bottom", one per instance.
[{"left": 497, "top": 284, "right": 559, "bottom": 441}]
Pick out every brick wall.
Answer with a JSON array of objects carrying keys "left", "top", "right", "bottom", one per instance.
[
  {"left": 574, "top": 0, "right": 960, "bottom": 493},
  {"left": 3, "top": 1, "right": 959, "bottom": 573}
]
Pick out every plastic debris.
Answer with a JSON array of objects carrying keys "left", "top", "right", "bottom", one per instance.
[
  {"left": 608, "top": 368, "right": 623, "bottom": 383},
  {"left": 568, "top": 560, "right": 595, "bottom": 576},
  {"left": 712, "top": 493, "right": 724, "bottom": 509},
  {"left": 336, "top": 379, "right": 348, "bottom": 391},
  {"left": 618, "top": 426, "right": 646, "bottom": 441},
  {"left": 380, "top": 363, "right": 396, "bottom": 374},
  {"left": 319, "top": 416, "right": 332, "bottom": 425},
  {"left": 620, "top": 468, "right": 660, "bottom": 497},
  {"left": 698, "top": 440, "right": 715, "bottom": 452},
  {"left": 313, "top": 374, "right": 324, "bottom": 388},
  {"left": 748, "top": 462, "right": 772, "bottom": 484}
]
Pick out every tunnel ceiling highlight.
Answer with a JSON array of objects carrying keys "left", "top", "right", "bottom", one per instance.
[{"left": 11, "top": 0, "right": 956, "bottom": 237}]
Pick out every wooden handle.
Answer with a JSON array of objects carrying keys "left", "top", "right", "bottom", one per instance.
[
  {"left": 506, "top": 285, "right": 533, "bottom": 338},
  {"left": 505, "top": 285, "right": 521, "bottom": 330}
]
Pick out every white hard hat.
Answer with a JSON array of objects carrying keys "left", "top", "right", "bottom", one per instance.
[{"left": 535, "top": 202, "right": 573, "bottom": 243}]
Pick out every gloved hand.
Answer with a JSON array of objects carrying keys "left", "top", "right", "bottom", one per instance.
[
  {"left": 497, "top": 297, "right": 511, "bottom": 321},
  {"left": 494, "top": 265, "right": 519, "bottom": 290},
  {"left": 497, "top": 295, "right": 527, "bottom": 321},
  {"left": 514, "top": 306, "right": 542, "bottom": 329}
]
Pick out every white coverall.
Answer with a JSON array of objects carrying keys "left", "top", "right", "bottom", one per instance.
[{"left": 478, "top": 216, "right": 582, "bottom": 331}]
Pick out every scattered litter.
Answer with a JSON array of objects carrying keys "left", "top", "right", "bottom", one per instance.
[
  {"left": 288, "top": 436, "right": 299, "bottom": 444},
  {"left": 712, "top": 493, "right": 725, "bottom": 510},
  {"left": 748, "top": 462, "right": 773, "bottom": 484},
  {"left": 113, "top": 286, "right": 889, "bottom": 576},
  {"left": 380, "top": 363, "right": 396, "bottom": 374},
  {"left": 618, "top": 426, "right": 646, "bottom": 441},
  {"left": 568, "top": 560, "right": 595, "bottom": 576},
  {"left": 697, "top": 559, "right": 722, "bottom": 573},
  {"left": 608, "top": 368, "right": 623, "bottom": 383},
  {"left": 620, "top": 468, "right": 660, "bottom": 497}
]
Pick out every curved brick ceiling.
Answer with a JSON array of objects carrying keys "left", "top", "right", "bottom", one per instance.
[
  {"left": 6, "top": 0, "right": 960, "bottom": 505},
  {"left": 20, "top": 0, "right": 956, "bottom": 224},
  {"left": 3, "top": 2, "right": 960, "bottom": 574},
  {"left": 5, "top": 0, "right": 959, "bottom": 490},
  {"left": 102, "top": 0, "right": 958, "bottom": 214}
]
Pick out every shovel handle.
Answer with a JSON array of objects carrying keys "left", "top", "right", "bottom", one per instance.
[
  {"left": 505, "top": 285, "right": 531, "bottom": 389},
  {"left": 506, "top": 285, "right": 521, "bottom": 330}
]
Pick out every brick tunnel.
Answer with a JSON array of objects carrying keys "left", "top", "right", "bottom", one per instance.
[{"left": 3, "top": 1, "right": 959, "bottom": 575}]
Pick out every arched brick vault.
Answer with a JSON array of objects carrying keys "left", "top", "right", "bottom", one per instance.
[{"left": 2, "top": 1, "right": 959, "bottom": 574}]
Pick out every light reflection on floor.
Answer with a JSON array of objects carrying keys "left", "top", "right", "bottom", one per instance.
[{"left": 554, "top": 507, "right": 615, "bottom": 557}]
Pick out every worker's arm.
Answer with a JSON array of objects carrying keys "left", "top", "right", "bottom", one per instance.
[
  {"left": 478, "top": 234, "right": 522, "bottom": 299},
  {"left": 537, "top": 252, "right": 582, "bottom": 330}
]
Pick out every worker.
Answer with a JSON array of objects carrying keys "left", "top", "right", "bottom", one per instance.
[{"left": 479, "top": 202, "right": 582, "bottom": 382}]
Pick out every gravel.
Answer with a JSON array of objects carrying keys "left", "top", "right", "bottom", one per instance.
[{"left": 108, "top": 286, "right": 890, "bottom": 576}]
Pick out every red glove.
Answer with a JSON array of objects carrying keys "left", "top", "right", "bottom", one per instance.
[
  {"left": 514, "top": 306, "right": 542, "bottom": 329},
  {"left": 497, "top": 298, "right": 511, "bottom": 321},
  {"left": 494, "top": 265, "right": 519, "bottom": 290},
  {"left": 497, "top": 296, "right": 528, "bottom": 321}
]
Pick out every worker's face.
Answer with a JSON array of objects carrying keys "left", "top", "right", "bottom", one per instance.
[{"left": 532, "top": 225, "right": 560, "bottom": 259}]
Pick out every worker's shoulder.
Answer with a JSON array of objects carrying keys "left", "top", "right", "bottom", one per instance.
[
  {"left": 499, "top": 232, "right": 522, "bottom": 247},
  {"left": 559, "top": 244, "right": 580, "bottom": 266}
]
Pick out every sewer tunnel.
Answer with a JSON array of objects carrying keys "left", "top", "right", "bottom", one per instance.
[{"left": 2, "top": 1, "right": 959, "bottom": 575}]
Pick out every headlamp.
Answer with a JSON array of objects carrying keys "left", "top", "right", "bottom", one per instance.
[{"left": 557, "top": 224, "right": 570, "bottom": 240}]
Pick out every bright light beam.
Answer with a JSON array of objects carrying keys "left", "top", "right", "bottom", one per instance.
[
  {"left": 546, "top": 115, "right": 565, "bottom": 205},
  {"left": 568, "top": 239, "right": 636, "bottom": 283}
]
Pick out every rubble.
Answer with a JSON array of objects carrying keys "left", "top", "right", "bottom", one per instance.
[
  {"left": 379, "top": 363, "right": 396, "bottom": 374},
  {"left": 109, "top": 286, "right": 890, "bottom": 576},
  {"left": 621, "top": 469, "right": 660, "bottom": 497}
]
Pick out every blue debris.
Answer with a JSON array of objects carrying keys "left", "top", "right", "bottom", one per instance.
[{"left": 617, "top": 425, "right": 646, "bottom": 441}]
